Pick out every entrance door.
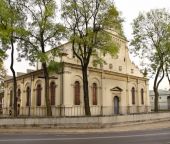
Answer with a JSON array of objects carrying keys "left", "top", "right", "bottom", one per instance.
[
  {"left": 167, "top": 96, "right": 170, "bottom": 109},
  {"left": 114, "top": 96, "right": 119, "bottom": 114}
]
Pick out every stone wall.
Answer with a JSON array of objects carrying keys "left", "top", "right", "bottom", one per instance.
[{"left": 0, "top": 112, "right": 170, "bottom": 128}]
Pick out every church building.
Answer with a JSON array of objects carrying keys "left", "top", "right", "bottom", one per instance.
[{"left": 3, "top": 30, "right": 151, "bottom": 116}]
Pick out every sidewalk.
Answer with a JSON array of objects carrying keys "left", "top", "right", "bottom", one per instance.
[{"left": 0, "top": 119, "right": 170, "bottom": 134}]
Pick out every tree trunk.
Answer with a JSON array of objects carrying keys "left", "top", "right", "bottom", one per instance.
[
  {"left": 82, "top": 65, "right": 91, "bottom": 116},
  {"left": 40, "top": 31, "right": 52, "bottom": 116},
  {"left": 42, "top": 62, "right": 52, "bottom": 116},
  {"left": 153, "top": 85, "right": 159, "bottom": 112},
  {"left": 153, "top": 64, "right": 163, "bottom": 112},
  {"left": 10, "top": 38, "right": 17, "bottom": 117}
]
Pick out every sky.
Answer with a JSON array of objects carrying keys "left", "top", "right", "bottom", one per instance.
[
  {"left": 4, "top": 0, "right": 170, "bottom": 90},
  {"left": 114, "top": 0, "right": 170, "bottom": 40},
  {"left": 114, "top": 0, "right": 170, "bottom": 90}
]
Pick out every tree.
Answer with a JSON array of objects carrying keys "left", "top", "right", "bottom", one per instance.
[
  {"left": 164, "top": 43, "right": 170, "bottom": 89},
  {"left": 0, "top": 0, "right": 25, "bottom": 116},
  {"left": 0, "top": 65, "right": 7, "bottom": 90},
  {"left": 62, "top": 0, "right": 123, "bottom": 115},
  {"left": 0, "top": 50, "right": 6, "bottom": 89},
  {"left": 131, "top": 9, "right": 170, "bottom": 112},
  {"left": 17, "top": 0, "right": 65, "bottom": 116}
]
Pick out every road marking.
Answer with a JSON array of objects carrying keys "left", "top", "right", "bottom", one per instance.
[{"left": 0, "top": 132, "right": 170, "bottom": 142}]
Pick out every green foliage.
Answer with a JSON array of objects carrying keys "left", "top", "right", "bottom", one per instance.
[
  {"left": 0, "top": 64, "right": 6, "bottom": 91},
  {"left": 0, "top": 0, "right": 25, "bottom": 69},
  {"left": 62, "top": 0, "right": 123, "bottom": 67},
  {"left": 37, "top": 52, "right": 48, "bottom": 63},
  {"left": 48, "top": 60, "right": 63, "bottom": 73},
  {"left": 0, "top": 49, "right": 6, "bottom": 60},
  {"left": 92, "top": 57, "right": 106, "bottom": 68},
  {"left": 96, "top": 31, "right": 119, "bottom": 56},
  {"left": 16, "top": 0, "right": 66, "bottom": 64},
  {"left": 13, "top": 0, "right": 66, "bottom": 116},
  {"left": 131, "top": 9, "right": 170, "bottom": 112},
  {"left": 131, "top": 9, "right": 170, "bottom": 75},
  {"left": 62, "top": 0, "right": 123, "bottom": 115},
  {"left": 102, "top": 5, "right": 124, "bottom": 36},
  {"left": 0, "top": 0, "right": 26, "bottom": 45}
]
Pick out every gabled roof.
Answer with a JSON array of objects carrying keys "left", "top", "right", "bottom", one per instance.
[{"left": 110, "top": 87, "right": 123, "bottom": 92}]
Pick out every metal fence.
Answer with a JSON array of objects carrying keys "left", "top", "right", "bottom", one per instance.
[
  {"left": 0, "top": 106, "right": 151, "bottom": 117},
  {"left": 150, "top": 102, "right": 170, "bottom": 111}
]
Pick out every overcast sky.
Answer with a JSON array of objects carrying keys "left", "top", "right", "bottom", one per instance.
[
  {"left": 114, "top": 0, "right": 170, "bottom": 90},
  {"left": 114, "top": 0, "right": 170, "bottom": 40},
  {"left": 4, "top": 0, "right": 170, "bottom": 89}
]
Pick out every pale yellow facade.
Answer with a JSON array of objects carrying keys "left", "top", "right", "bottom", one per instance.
[{"left": 3, "top": 30, "right": 151, "bottom": 116}]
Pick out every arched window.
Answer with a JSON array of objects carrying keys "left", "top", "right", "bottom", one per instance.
[
  {"left": 92, "top": 83, "right": 97, "bottom": 105},
  {"left": 26, "top": 87, "right": 31, "bottom": 106},
  {"left": 0, "top": 96, "right": 2, "bottom": 109},
  {"left": 17, "top": 89, "right": 21, "bottom": 102},
  {"left": 141, "top": 88, "right": 144, "bottom": 105},
  {"left": 9, "top": 90, "right": 13, "bottom": 107},
  {"left": 131, "top": 87, "right": 135, "bottom": 105},
  {"left": 50, "top": 82, "right": 56, "bottom": 105},
  {"left": 74, "top": 81, "right": 80, "bottom": 105},
  {"left": 36, "top": 84, "right": 42, "bottom": 106}
]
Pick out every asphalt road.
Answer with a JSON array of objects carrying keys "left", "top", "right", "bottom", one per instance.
[{"left": 0, "top": 128, "right": 170, "bottom": 144}]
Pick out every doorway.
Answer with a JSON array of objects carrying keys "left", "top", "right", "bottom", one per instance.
[
  {"left": 114, "top": 96, "right": 119, "bottom": 114},
  {"left": 17, "top": 89, "right": 21, "bottom": 116}
]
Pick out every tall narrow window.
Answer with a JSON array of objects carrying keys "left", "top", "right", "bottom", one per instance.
[
  {"left": 0, "top": 96, "right": 2, "bottom": 109},
  {"left": 74, "top": 81, "right": 80, "bottom": 105},
  {"left": 9, "top": 90, "right": 13, "bottom": 107},
  {"left": 141, "top": 88, "right": 144, "bottom": 104},
  {"left": 36, "top": 84, "right": 42, "bottom": 106},
  {"left": 26, "top": 87, "right": 31, "bottom": 106},
  {"left": 131, "top": 87, "right": 135, "bottom": 105},
  {"left": 50, "top": 82, "right": 56, "bottom": 105},
  {"left": 92, "top": 83, "right": 97, "bottom": 105},
  {"left": 17, "top": 89, "right": 21, "bottom": 102}
]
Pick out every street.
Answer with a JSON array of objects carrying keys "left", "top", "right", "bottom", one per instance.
[{"left": 0, "top": 128, "right": 170, "bottom": 144}]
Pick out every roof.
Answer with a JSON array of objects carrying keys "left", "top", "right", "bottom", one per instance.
[
  {"left": 5, "top": 69, "right": 43, "bottom": 83},
  {"left": 149, "top": 90, "right": 170, "bottom": 97},
  {"left": 110, "top": 87, "right": 123, "bottom": 92}
]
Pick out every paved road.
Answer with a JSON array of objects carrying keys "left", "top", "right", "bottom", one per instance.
[{"left": 0, "top": 128, "right": 170, "bottom": 144}]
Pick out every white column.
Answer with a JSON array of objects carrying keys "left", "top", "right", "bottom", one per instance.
[{"left": 63, "top": 67, "right": 72, "bottom": 106}]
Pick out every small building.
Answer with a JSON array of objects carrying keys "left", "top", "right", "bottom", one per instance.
[
  {"left": 3, "top": 30, "right": 151, "bottom": 117},
  {"left": 150, "top": 90, "right": 170, "bottom": 110}
]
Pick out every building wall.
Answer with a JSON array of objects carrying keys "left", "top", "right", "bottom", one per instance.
[
  {"left": 3, "top": 30, "right": 150, "bottom": 117},
  {"left": 3, "top": 64, "right": 150, "bottom": 116},
  {"left": 150, "top": 94, "right": 170, "bottom": 110},
  {"left": 37, "top": 30, "right": 143, "bottom": 78}
]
